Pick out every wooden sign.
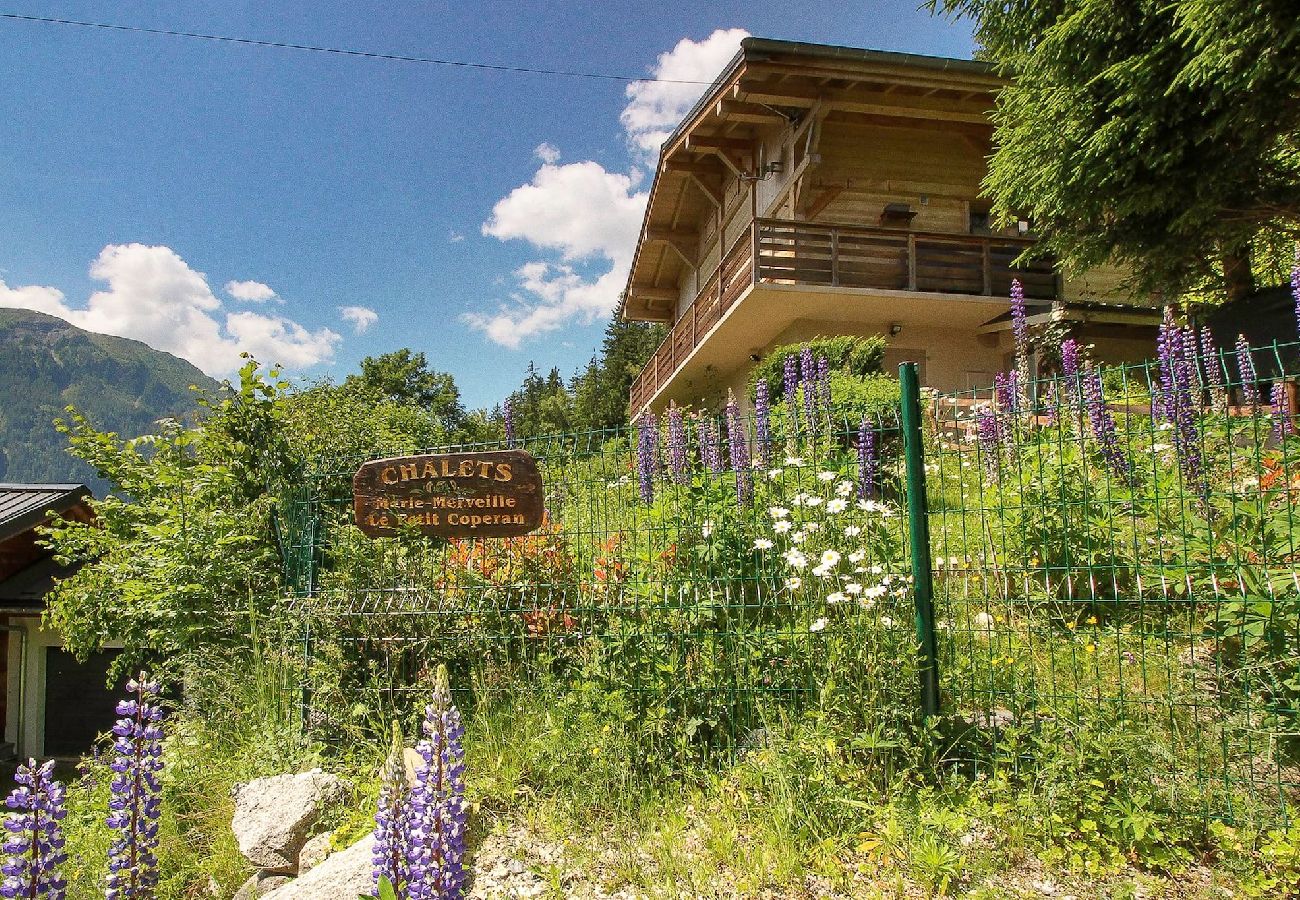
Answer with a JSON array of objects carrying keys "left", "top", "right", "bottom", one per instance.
[{"left": 352, "top": 450, "right": 544, "bottom": 539}]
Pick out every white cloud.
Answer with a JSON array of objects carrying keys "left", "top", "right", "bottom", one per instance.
[
  {"left": 467, "top": 29, "right": 747, "bottom": 349},
  {"left": 0, "top": 243, "right": 340, "bottom": 376},
  {"left": 482, "top": 160, "right": 646, "bottom": 263},
  {"left": 468, "top": 160, "right": 648, "bottom": 347},
  {"left": 339, "top": 305, "right": 379, "bottom": 334},
  {"left": 224, "top": 279, "right": 279, "bottom": 302},
  {"left": 534, "top": 142, "right": 561, "bottom": 164},
  {"left": 621, "top": 28, "right": 749, "bottom": 161}
]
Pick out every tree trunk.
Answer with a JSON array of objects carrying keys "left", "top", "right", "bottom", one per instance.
[{"left": 1221, "top": 246, "right": 1254, "bottom": 304}]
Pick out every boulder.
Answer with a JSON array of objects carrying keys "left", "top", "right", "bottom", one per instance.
[
  {"left": 297, "top": 832, "right": 334, "bottom": 875},
  {"left": 232, "top": 872, "right": 294, "bottom": 900},
  {"left": 262, "top": 835, "right": 374, "bottom": 900},
  {"left": 231, "top": 772, "right": 349, "bottom": 872}
]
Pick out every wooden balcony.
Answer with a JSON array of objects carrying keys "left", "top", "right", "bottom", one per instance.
[{"left": 628, "top": 218, "right": 1056, "bottom": 413}]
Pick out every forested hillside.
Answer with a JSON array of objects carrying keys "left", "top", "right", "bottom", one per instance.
[{"left": 0, "top": 308, "right": 216, "bottom": 492}]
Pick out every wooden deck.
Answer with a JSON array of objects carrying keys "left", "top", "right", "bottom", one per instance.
[{"left": 628, "top": 219, "right": 1056, "bottom": 413}]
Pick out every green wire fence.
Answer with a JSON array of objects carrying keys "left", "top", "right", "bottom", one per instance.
[{"left": 279, "top": 335, "right": 1300, "bottom": 822}]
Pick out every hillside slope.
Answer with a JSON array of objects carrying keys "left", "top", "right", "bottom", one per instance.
[{"left": 0, "top": 308, "right": 218, "bottom": 493}]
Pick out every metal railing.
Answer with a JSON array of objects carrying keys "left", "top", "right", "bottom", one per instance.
[{"left": 628, "top": 218, "right": 1056, "bottom": 412}]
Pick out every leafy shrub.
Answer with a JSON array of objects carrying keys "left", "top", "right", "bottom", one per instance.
[{"left": 748, "top": 335, "right": 887, "bottom": 402}]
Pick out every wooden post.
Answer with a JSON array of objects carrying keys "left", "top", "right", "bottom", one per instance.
[
  {"left": 981, "top": 242, "right": 992, "bottom": 296},
  {"left": 831, "top": 228, "right": 840, "bottom": 287},
  {"left": 751, "top": 219, "right": 760, "bottom": 284},
  {"left": 907, "top": 234, "right": 918, "bottom": 291}
]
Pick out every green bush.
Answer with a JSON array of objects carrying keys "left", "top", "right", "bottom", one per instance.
[{"left": 748, "top": 335, "right": 887, "bottom": 402}]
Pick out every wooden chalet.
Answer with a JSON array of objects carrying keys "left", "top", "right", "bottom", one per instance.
[
  {"left": 619, "top": 37, "right": 1162, "bottom": 412},
  {"left": 0, "top": 483, "right": 119, "bottom": 759}
]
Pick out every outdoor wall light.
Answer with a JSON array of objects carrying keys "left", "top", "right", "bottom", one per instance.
[{"left": 889, "top": 322, "right": 903, "bottom": 336}]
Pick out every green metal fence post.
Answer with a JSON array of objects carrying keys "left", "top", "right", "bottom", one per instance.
[{"left": 899, "top": 362, "right": 941, "bottom": 718}]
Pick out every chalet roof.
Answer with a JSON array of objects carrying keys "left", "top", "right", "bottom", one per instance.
[
  {"left": 620, "top": 37, "right": 1004, "bottom": 322},
  {"left": 0, "top": 483, "right": 91, "bottom": 544}
]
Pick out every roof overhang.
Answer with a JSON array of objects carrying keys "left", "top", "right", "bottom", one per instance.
[{"left": 620, "top": 38, "right": 1003, "bottom": 323}]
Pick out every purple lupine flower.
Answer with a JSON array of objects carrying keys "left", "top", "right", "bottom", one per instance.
[
  {"left": 1010, "top": 278, "right": 1032, "bottom": 410},
  {"left": 1158, "top": 313, "right": 1203, "bottom": 488},
  {"left": 753, "top": 380, "right": 772, "bottom": 470},
  {"left": 1292, "top": 243, "right": 1299, "bottom": 340},
  {"left": 1082, "top": 366, "right": 1130, "bottom": 479},
  {"left": 698, "top": 414, "right": 724, "bottom": 474},
  {"left": 782, "top": 354, "right": 800, "bottom": 437},
  {"left": 816, "top": 355, "right": 832, "bottom": 412},
  {"left": 1273, "top": 382, "right": 1295, "bottom": 441},
  {"left": 975, "top": 407, "right": 1001, "bottom": 476},
  {"left": 502, "top": 398, "right": 515, "bottom": 449},
  {"left": 1060, "top": 338, "right": 1080, "bottom": 378},
  {"left": 1155, "top": 308, "right": 1177, "bottom": 421},
  {"left": 1041, "top": 381, "right": 1058, "bottom": 427},
  {"left": 1184, "top": 324, "right": 1204, "bottom": 401},
  {"left": 407, "top": 666, "right": 467, "bottom": 900},
  {"left": 800, "top": 346, "right": 817, "bottom": 432},
  {"left": 1236, "top": 333, "right": 1260, "bottom": 407},
  {"left": 1200, "top": 326, "right": 1228, "bottom": 410},
  {"left": 635, "top": 411, "right": 656, "bottom": 504},
  {"left": 857, "top": 416, "right": 877, "bottom": 500},
  {"left": 1, "top": 760, "right": 66, "bottom": 900},
  {"left": 373, "top": 724, "right": 414, "bottom": 898},
  {"left": 724, "top": 390, "right": 753, "bottom": 504},
  {"left": 994, "top": 371, "right": 1020, "bottom": 421},
  {"left": 666, "top": 403, "right": 689, "bottom": 484},
  {"left": 106, "top": 675, "right": 164, "bottom": 900}
]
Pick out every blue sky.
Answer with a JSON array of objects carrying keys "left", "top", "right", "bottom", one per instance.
[{"left": 0, "top": 1, "right": 973, "bottom": 408}]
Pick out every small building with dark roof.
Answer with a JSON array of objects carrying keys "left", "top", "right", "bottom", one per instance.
[{"left": 0, "top": 483, "right": 121, "bottom": 759}]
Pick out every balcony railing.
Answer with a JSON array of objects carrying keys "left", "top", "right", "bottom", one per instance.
[{"left": 628, "top": 218, "right": 1056, "bottom": 412}]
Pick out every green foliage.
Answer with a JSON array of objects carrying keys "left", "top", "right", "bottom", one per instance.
[
  {"left": 928, "top": 0, "right": 1300, "bottom": 299},
  {"left": 503, "top": 319, "right": 667, "bottom": 440},
  {"left": 748, "top": 335, "right": 887, "bottom": 402},
  {"left": 343, "top": 349, "right": 465, "bottom": 434},
  {"left": 0, "top": 308, "right": 216, "bottom": 492}
]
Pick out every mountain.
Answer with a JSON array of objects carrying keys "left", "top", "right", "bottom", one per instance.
[{"left": 0, "top": 308, "right": 218, "bottom": 493}]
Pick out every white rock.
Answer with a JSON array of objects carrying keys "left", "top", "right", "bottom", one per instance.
[
  {"left": 262, "top": 835, "right": 374, "bottom": 900},
  {"left": 233, "top": 872, "right": 294, "bottom": 900},
  {"left": 231, "top": 773, "right": 349, "bottom": 871},
  {"left": 298, "top": 832, "right": 334, "bottom": 875}
]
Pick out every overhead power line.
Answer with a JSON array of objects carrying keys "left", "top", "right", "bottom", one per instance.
[{"left": 0, "top": 12, "right": 716, "bottom": 85}]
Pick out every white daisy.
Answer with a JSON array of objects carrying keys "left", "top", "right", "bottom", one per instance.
[
  {"left": 820, "top": 549, "right": 841, "bottom": 567},
  {"left": 790, "top": 531, "right": 806, "bottom": 544},
  {"left": 785, "top": 456, "right": 806, "bottom": 467},
  {"left": 817, "top": 471, "right": 837, "bottom": 482},
  {"left": 863, "top": 585, "right": 887, "bottom": 600},
  {"left": 836, "top": 480, "right": 854, "bottom": 496},
  {"left": 769, "top": 506, "right": 790, "bottom": 519},
  {"left": 805, "top": 496, "right": 824, "bottom": 507},
  {"left": 809, "top": 617, "right": 828, "bottom": 633},
  {"left": 785, "top": 576, "right": 802, "bottom": 590},
  {"left": 844, "top": 583, "right": 863, "bottom": 595},
  {"left": 826, "top": 498, "right": 848, "bottom": 513},
  {"left": 843, "top": 525, "right": 862, "bottom": 538},
  {"left": 848, "top": 550, "right": 866, "bottom": 563},
  {"left": 783, "top": 549, "right": 808, "bottom": 569},
  {"left": 773, "top": 520, "right": 793, "bottom": 534},
  {"left": 753, "top": 538, "right": 774, "bottom": 550},
  {"left": 827, "top": 591, "right": 848, "bottom": 605}
]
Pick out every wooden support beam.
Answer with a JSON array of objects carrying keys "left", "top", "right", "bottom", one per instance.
[
  {"left": 685, "top": 134, "right": 756, "bottom": 154},
  {"left": 714, "top": 99, "right": 789, "bottom": 125},
  {"left": 688, "top": 173, "right": 723, "bottom": 206},
  {"left": 664, "top": 158, "right": 727, "bottom": 178},
  {"left": 645, "top": 227, "right": 699, "bottom": 267},
  {"left": 628, "top": 286, "right": 679, "bottom": 303}
]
